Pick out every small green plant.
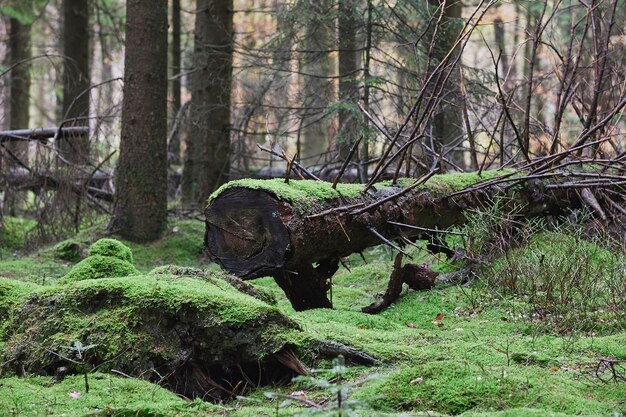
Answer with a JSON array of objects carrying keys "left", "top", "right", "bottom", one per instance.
[
  {"left": 65, "top": 341, "right": 97, "bottom": 393},
  {"left": 481, "top": 231, "right": 626, "bottom": 335},
  {"left": 260, "top": 356, "right": 379, "bottom": 417},
  {"left": 461, "top": 196, "right": 545, "bottom": 260}
]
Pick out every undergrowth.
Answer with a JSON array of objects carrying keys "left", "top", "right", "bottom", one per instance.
[
  {"left": 0, "top": 210, "right": 625, "bottom": 416},
  {"left": 460, "top": 200, "right": 626, "bottom": 336}
]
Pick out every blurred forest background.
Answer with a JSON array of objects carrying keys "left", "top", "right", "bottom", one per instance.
[{"left": 0, "top": 0, "right": 625, "bottom": 243}]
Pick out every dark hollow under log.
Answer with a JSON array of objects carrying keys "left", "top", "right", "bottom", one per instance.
[{"left": 205, "top": 172, "right": 593, "bottom": 310}]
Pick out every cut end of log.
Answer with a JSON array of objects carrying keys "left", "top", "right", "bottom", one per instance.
[{"left": 205, "top": 187, "right": 293, "bottom": 279}]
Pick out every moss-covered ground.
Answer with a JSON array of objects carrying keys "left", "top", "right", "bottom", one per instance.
[{"left": 1, "top": 216, "right": 625, "bottom": 416}]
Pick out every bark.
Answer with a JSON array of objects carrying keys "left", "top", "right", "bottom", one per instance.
[
  {"left": 108, "top": 0, "right": 168, "bottom": 242},
  {"left": 168, "top": 0, "right": 182, "bottom": 166},
  {"left": 60, "top": 0, "right": 90, "bottom": 163},
  {"left": 298, "top": 0, "right": 334, "bottom": 163},
  {"left": 5, "top": 18, "right": 31, "bottom": 214},
  {"left": 9, "top": 18, "right": 31, "bottom": 132},
  {"left": 337, "top": 0, "right": 360, "bottom": 159},
  {"left": 205, "top": 173, "right": 593, "bottom": 310},
  {"left": 181, "top": 0, "right": 233, "bottom": 208},
  {"left": 427, "top": 0, "right": 465, "bottom": 169}
]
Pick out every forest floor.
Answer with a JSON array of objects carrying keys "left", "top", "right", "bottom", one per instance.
[{"left": 0, "top": 216, "right": 625, "bottom": 417}]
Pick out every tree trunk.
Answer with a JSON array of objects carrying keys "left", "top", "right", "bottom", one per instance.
[
  {"left": 337, "top": 0, "right": 360, "bottom": 160},
  {"left": 5, "top": 18, "right": 32, "bottom": 215},
  {"left": 297, "top": 0, "right": 334, "bottom": 163},
  {"left": 168, "top": 0, "right": 182, "bottom": 166},
  {"left": 60, "top": 0, "right": 90, "bottom": 163},
  {"left": 9, "top": 18, "right": 31, "bottom": 132},
  {"left": 108, "top": 0, "right": 168, "bottom": 242},
  {"left": 427, "top": 0, "right": 465, "bottom": 170},
  {"left": 205, "top": 172, "right": 592, "bottom": 310},
  {"left": 181, "top": 0, "right": 233, "bottom": 208}
]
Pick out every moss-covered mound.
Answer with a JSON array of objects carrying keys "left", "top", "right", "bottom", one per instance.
[
  {"left": 0, "top": 278, "right": 39, "bottom": 348},
  {"left": 89, "top": 238, "right": 134, "bottom": 263},
  {"left": 61, "top": 239, "right": 138, "bottom": 283},
  {"left": 52, "top": 239, "right": 84, "bottom": 262},
  {"left": 62, "top": 255, "right": 139, "bottom": 283},
  {"left": 150, "top": 265, "right": 277, "bottom": 305},
  {"left": 0, "top": 268, "right": 304, "bottom": 400}
]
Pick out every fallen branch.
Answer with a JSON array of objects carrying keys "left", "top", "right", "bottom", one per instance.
[{"left": 0, "top": 127, "right": 89, "bottom": 143}]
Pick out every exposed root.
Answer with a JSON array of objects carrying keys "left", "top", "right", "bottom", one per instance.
[{"left": 362, "top": 253, "right": 438, "bottom": 314}]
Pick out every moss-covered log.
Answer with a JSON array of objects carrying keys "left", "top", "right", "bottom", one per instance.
[
  {"left": 0, "top": 269, "right": 304, "bottom": 401},
  {"left": 1, "top": 245, "right": 378, "bottom": 402},
  {"left": 205, "top": 171, "right": 589, "bottom": 310}
]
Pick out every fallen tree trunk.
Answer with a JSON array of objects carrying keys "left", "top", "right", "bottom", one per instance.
[
  {"left": 0, "top": 126, "right": 89, "bottom": 143},
  {"left": 204, "top": 171, "right": 609, "bottom": 310},
  {"left": 2, "top": 167, "right": 113, "bottom": 202}
]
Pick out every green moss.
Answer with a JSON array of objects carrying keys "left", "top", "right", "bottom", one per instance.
[
  {"left": 125, "top": 221, "right": 205, "bottom": 271},
  {"left": 381, "top": 169, "right": 515, "bottom": 194},
  {"left": 62, "top": 255, "right": 139, "bottom": 283},
  {"left": 424, "top": 169, "right": 515, "bottom": 193},
  {"left": 2, "top": 218, "right": 626, "bottom": 416},
  {"left": 209, "top": 171, "right": 515, "bottom": 215},
  {"left": 0, "top": 278, "right": 39, "bottom": 353},
  {"left": 510, "top": 351, "right": 552, "bottom": 366},
  {"left": 0, "top": 216, "right": 36, "bottom": 254},
  {"left": 459, "top": 409, "right": 588, "bottom": 417},
  {"left": 0, "top": 273, "right": 302, "bottom": 395},
  {"left": 0, "top": 257, "right": 69, "bottom": 284},
  {"left": 354, "top": 354, "right": 624, "bottom": 416},
  {"left": 149, "top": 265, "right": 277, "bottom": 305},
  {"left": 0, "top": 373, "right": 220, "bottom": 417},
  {"left": 209, "top": 178, "right": 364, "bottom": 208},
  {"left": 0, "top": 278, "right": 37, "bottom": 315},
  {"left": 53, "top": 239, "right": 84, "bottom": 262},
  {"left": 89, "top": 239, "right": 134, "bottom": 263}
]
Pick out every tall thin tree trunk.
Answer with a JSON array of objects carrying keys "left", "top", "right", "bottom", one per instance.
[
  {"left": 108, "top": 0, "right": 168, "bottom": 242},
  {"left": 298, "top": 0, "right": 334, "bottom": 164},
  {"left": 182, "top": 0, "right": 233, "bottom": 207},
  {"left": 428, "top": 0, "right": 465, "bottom": 170},
  {"left": 360, "top": 0, "right": 373, "bottom": 182},
  {"left": 268, "top": 0, "right": 293, "bottom": 146},
  {"left": 338, "top": 0, "right": 360, "bottom": 160},
  {"left": 168, "top": 0, "right": 182, "bottom": 166},
  {"left": 5, "top": 18, "right": 32, "bottom": 215},
  {"left": 60, "top": 0, "right": 90, "bottom": 163},
  {"left": 9, "top": 18, "right": 31, "bottom": 132}
]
